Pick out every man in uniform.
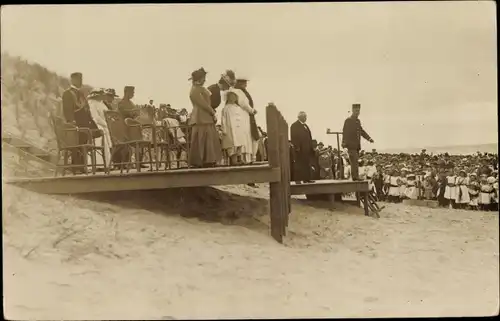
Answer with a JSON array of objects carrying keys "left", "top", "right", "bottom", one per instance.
[
  {"left": 118, "top": 86, "right": 139, "bottom": 119},
  {"left": 61, "top": 72, "right": 99, "bottom": 173},
  {"left": 114, "top": 86, "right": 139, "bottom": 167},
  {"left": 341, "top": 103, "right": 374, "bottom": 181}
]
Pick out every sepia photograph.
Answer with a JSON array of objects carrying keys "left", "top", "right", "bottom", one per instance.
[{"left": 1, "top": 1, "right": 498, "bottom": 319}]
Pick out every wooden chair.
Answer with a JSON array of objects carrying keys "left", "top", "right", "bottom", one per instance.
[
  {"left": 158, "top": 119, "right": 188, "bottom": 170},
  {"left": 50, "top": 113, "right": 106, "bottom": 176},
  {"left": 104, "top": 110, "right": 153, "bottom": 173}
]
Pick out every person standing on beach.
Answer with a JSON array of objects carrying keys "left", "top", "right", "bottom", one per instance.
[{"left": 341, "top": 103, "right": 374, "bottom": 181}]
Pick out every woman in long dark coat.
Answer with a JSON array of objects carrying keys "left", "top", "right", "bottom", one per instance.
[{"left": 188, "top": 68, "right": 222, "bottom": 167}]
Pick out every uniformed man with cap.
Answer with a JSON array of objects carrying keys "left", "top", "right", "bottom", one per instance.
[
  {"left": 341, "top": 103, "right": 374, "bottom": 181},
  {"left": 61, "top": 72, "right": 99, "bottom": 173},
  {"left": 118, "top": 86, "right": 139, "bottom": 119},
  {"left": 115, "top": 85, "right": 139, "bottom": 167}
]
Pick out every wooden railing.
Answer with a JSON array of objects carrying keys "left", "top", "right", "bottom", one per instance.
[
  {"left": 266, "top": 103, "right": 291, "bottom": 243},
  {"left": 326, "top": 129, "right": 345, "bottom": 180}
]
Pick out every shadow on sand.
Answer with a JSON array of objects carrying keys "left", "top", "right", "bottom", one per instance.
[{"left": 70, "top": 187, "right": 271, "bottom": 235}]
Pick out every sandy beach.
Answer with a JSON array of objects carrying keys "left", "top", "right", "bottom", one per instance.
[{"left": 3, "top": 172, "right": 499, "bottom": 319}]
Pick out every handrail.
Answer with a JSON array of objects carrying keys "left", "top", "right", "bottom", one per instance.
[
  {"left": 2, "top": 129, "right": 56, "bottom": 155},
  {"left": 1, "top": 140, "right": 56, "bottom": 172}
]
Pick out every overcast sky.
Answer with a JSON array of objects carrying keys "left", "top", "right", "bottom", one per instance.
[{"left": 1, "top": 2, "right": 497, "bottom": 150}]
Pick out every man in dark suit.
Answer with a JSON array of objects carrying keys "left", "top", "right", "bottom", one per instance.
[
  {"left": 341, "top": 103, "right": 374, "bottom": 180},
  {"left": 62, "top": 72, "right": 98, "bottom": 173},
  {"left": 290, "top": 111, "right": 315, "bottom": 184}
]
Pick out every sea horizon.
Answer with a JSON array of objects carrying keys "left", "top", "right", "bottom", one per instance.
[{"left": 377, "top": 142, "right": 498, "bottom": 155}]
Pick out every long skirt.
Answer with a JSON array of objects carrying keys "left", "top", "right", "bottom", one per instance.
[{"left": 189, "top": 123, "right": 222, "bottom": 167}]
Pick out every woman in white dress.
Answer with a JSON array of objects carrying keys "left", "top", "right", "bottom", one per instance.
[
  {"left": 220, "top": 89, "right": 253, "bottom": 165},
  {"left": 87, "top": 88, "right": 112, "bottom": 169}
]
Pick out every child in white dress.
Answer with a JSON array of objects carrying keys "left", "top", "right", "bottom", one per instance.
[
  {"left": 479, "top": 175, "right": 492, "bottom": 211},
  {"left": 468, "top": 173, "right": 480, "bottom": 210},
  {"left": 455, "top": 169, "right": 470, "bottom": 209},
  {"left": 405, "top": 174, "right": 419, "bottom": 200},
  {"left": 444, "top": 169, "right": 457, "bottom": 209},
  {"left": 388, "top": 169, "right": 401, "bottom": 203}
]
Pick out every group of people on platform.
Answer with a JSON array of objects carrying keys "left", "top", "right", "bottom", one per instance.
[
  {"left": 289, "top": 103, "right": 374, "bottom": 184},
  {"left": 60, "top": 68, "right": 266, "bottom": 177},
  {"left": 187, "top": 68, "right": 263, "bottom": 169}
]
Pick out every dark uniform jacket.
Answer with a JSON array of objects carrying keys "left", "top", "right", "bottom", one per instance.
[
  {"left": 207, "top": 83, "right": 222, "bottom": 110},
  {"left": 118, "top": 99, "right": 139, "bottom": 119},
  {"left": 342, "top": 116, "right": 372, "bottom": 151},
  {"left": 62, "top": 86, "right": 97, "bottom": 130}
]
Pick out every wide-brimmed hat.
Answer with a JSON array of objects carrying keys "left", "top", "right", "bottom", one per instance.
[
  {"left": 221, "top": 70, "right": 236, "bottom": 85},
  {"left": 189, "top": 67, "right": 207, "bottom": 81},
  {"left": 104, "top": 88, "right": 119, "bottom": 97},
  {"left": 236, "top": 73, "right": 249, "bottom": 81},
  {"left": 87, "top": 88, "right": 105, "bottom": 99}
]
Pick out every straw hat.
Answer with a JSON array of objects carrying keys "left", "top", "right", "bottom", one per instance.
[
  {"left": 87, "top": 88, "right": 105, "bottom": 99},
  {"left": 104, "top": 88, "right": 119, "bottom": 97}
]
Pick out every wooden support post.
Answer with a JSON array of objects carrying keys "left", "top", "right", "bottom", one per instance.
[
  {"left": 363, "top": 192, "right": 369, "bottom": 216},
  {"left": 282, "top": 114, "right": 291, "bottom": 227},
  {"left": 266, "top": 104, "right": 283, "bottom": 243},
  {"left": 277, "top": 112, "right": 288, "bottom": 235}
]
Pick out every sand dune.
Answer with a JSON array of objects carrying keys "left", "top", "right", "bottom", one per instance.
[{"left": 2, "top": 165, "right": 499, "bottom": 319}]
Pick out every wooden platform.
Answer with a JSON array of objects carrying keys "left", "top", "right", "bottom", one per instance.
[
  {"left": 2, "top": 104, "right": 375, "bottom": 243},
  {"left": 4, "top": 164, "right": 280, "bottom": 194},
  {"left": 290, "top": 179, "right": 369, "bottom": 195},
  {"left": 3, "top": 104, "right": 292, "bottom": 244},
  {"left": 291, "top": 179, "right": 371, "bottom": 216}
]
